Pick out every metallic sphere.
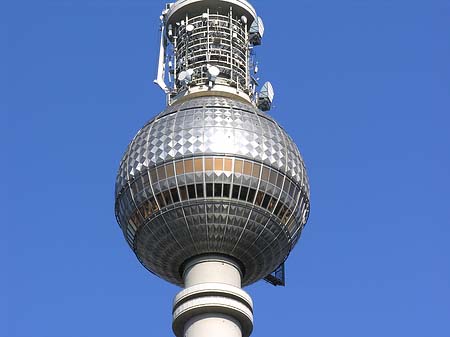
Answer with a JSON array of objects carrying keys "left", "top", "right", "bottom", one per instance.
[{"left": 115, "top": 96, "right": 310, "bottom": 286}]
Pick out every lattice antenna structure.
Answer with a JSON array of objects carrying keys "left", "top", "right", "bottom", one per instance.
[
  {"left": 115, "top": 1, "right": 311, "bottom": 337},
  {"left": 154, "top": 0, "right": 271, "bottom": 110}
]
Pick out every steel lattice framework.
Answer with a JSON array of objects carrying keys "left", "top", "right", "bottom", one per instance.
[{"left": 172, "top": 13, "right": 249, "bottom": 92}]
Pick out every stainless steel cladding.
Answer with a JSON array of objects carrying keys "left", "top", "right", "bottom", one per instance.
[
  {"left": 115, "top": 2, "right": 312, "bottom": 337},
  {"left": 115, "top": 96, "right": 310, "bottom": 286}
]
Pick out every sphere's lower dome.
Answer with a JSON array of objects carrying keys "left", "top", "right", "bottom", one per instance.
[{"left": 115, "top": 96, "right": 310, "bottom": 286}]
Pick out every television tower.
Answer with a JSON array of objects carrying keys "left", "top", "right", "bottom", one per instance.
[{"left": 115, "top": 1, "right": 310, "bottom": 337}]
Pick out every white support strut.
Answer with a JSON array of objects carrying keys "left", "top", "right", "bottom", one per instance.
[{"left": 154, "top": 20, "right": 170, "bottom": 93}]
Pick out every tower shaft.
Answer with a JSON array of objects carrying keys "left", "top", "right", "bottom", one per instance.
[{"left": 173, "top": 255, "right": 254, "bottom": 337}]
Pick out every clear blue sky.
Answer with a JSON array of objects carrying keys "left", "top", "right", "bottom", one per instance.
[{"left": 3, "top": 0, "right": 449, "bottom": 336}]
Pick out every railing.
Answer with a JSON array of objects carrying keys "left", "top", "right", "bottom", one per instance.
[{"left": 169, "top": 11, "right": 250, "bottom": 95}]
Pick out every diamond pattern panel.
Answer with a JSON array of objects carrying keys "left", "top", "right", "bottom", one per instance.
[
  {"left": 115, "top": 96, "right": 310, "bottom": 286},
  {"left": 116, "top": 96, "right": 308, "bottom": 194}
]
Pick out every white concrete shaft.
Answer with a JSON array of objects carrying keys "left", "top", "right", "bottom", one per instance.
[
  {"left": 173, "top": 255, "right": 253, "bottom": 337},
  {"left": 183, "top": 255, "right": 242, "bottom": 288},
  {"left": 185, "top": 313, "right": 242, "bottom": 337}
]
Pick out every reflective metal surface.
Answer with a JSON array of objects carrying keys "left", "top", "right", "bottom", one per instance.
[{"left": 115, "top": 96, "right": 310, "bottom": 286}]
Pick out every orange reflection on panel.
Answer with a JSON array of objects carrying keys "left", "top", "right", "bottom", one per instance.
[
  {"left": 243, "top": 161, "right": 252, "bottom": 176},
  {"left": 234, "top": 159, "right": 243, "bottom": 174},
  {"left": 224, "top": 158, "right": 233, "bottom": 172},
  {"left": 184, "top": 159, "right": 194, "bottom": 173},
  {"left": 175, "top": 161, "right": 184, "bottom": 175},
  {"left": 194, "top": 158, "right": 203, "bottom": 172},
  {"left": 214, "top": 158, "right": 224, "bottom": 171},
  {"left": 205, "top": 158, "right": 213, "bottom": 171}
]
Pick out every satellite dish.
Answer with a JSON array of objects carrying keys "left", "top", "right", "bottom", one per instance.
[
  {"left": 178, "top": 71, "right": 187, "bottom": 81},
  {"left": 241, "top": 15, "right": 248, "bottom": 25},
  {"left": 208, "top": 66, "right": 220, "bottom": 80},
  {"left": 207, "top": 65, "right": 220, "bottom": 87},
  {"left": 178, "top": 69, "right": 194, "bottom": 85},
  {"left": 186, "top": 24, "right": 195, "bottom": 33}
]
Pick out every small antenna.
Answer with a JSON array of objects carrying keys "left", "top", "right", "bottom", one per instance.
[
  {"left": 207, "top": 65, "right": 220, "bottom": 87},
  {"left": 186, "top": 24, "right": 195, "bottom": 33},
  {"left": 249, "top": 17, "right": 265, "bottom": 45},
  {"left": 178, "top": 69, "right": 194, "bottom": 86}
]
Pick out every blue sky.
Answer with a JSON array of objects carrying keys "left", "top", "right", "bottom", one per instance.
[{"left": 3, "top": 0, "right": 449, "bottom": 336}]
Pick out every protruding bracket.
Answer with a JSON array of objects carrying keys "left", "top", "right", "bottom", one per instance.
[
  {"left": 263, "top": 262, "right": 285, "bottom": 286},
  {"left": 249, "top": 16, "right": 265, "bottom": 46},
  {"left": 257, "top": 81, "right": 274, "bottom": 111},
  {"left": 154, "top": 15, "right": 170, "bottom": 94}
]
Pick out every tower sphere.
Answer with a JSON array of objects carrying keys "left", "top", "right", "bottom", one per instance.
[{"left": 115, "top": 96, "right": 310, "bottom": 286}]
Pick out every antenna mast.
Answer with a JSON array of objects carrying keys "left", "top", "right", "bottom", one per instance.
[{"left": 155, "top": 0, "right": 273, "bottom": 110}]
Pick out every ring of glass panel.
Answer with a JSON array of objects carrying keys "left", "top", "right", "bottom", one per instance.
[{"left": 116, "top": 155, "right": 310, "bottom": 247}]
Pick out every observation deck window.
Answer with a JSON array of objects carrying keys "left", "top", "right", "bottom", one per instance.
[
  {"left": 252, "top": 163, "right": 261, "bottom": 178},
  {"left": 234, "top": 159, "right": 243, "bottom": 174},
  {"left": 224, "top": 158, "right": 233, "bottom": 172},
  {"left": 175, "top": 161, "right": 184, "bottom": 175},
  {"left": 187, "top": 184, "right": 196, "bottom": 199},
  {"left": 243, "top": 161, "right": 252, "bottom": 176},
  {"left": 121, "top": 156, "right": 308, "bottom": 241},
  {"left": 157, "top": 166, "right": 166, "bottom": 180},
  {"left": 184, "top": 159, "right": 194, "bottom": 173},
  {"left": 223, "top": 183, "right": 231, "bottom": 198},
  {"left": 170, "top": 188, "right": 180, "bottom": 203},
  {"left": 239, "top": 186, "right": 249, "bottom": 201},
  {"left": 196, "top": 183, "right": 204, "bottom": 198},
  {"left": 214, "top": 158, "right": 224, "bottom": 172},
  {"left": 214, "top": 183, "right": 223, "bottom": 197},
  {"left": 194, "top": 158, "right": 204, "bottom": 172},
  {"left": 166, "top": 163, "right": 175, "bottom": 178},
  {"left": 232, "top": 184, "right": 240, "bottom": 199},
  {"left": 179, "top": 186, "right": 188, "bottom": 201},
  {"left": 205, "top": 158, "right": 214, "bottom": 171}
]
